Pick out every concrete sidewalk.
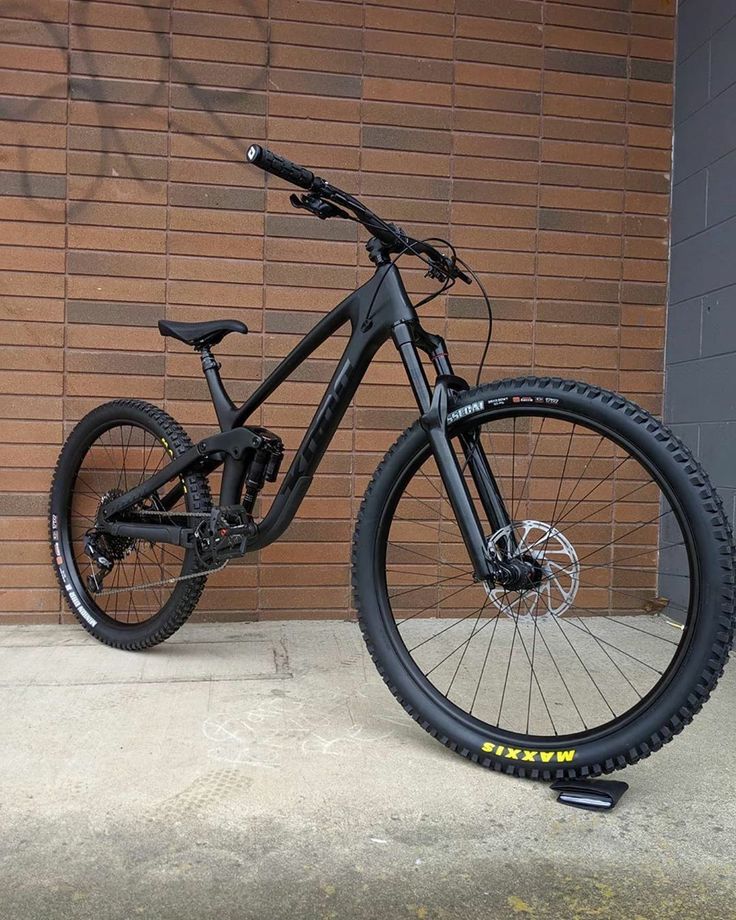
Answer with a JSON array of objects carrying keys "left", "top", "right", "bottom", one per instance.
[{"left": 0, "top": 621, "right": 734, "bottom": 920}]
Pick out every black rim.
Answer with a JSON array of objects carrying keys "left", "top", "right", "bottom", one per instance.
[
  {"left": 373, "top": 404, "right": 699, "bottom": 748},
  {"left": 57, "top": 420, "right": 196, "bottom": 628}
]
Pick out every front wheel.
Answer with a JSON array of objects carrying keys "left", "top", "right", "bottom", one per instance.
[{"left": 353, "top": 377, "right": 735, "bottom": 779}]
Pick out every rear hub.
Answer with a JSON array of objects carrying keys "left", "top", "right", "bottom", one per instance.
[{"left": 95, "top": 489, "right": 135, "bottom": 560}]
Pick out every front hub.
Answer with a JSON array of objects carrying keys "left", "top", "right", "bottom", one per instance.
[
  {"left": 485, "top": 520, "right": 580, "bottom": 623},
  {"left": 494, "top": 555, "right": 546, "bottom": 591}
]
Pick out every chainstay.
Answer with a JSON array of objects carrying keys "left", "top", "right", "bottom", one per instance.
[{"left": 93, "top": 508, "right": 229, "bottom": 596}]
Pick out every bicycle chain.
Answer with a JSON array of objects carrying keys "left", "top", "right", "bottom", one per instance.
[
  {"left": 94, "top": 558, "right": 229, "bottom": 597},
  {"left": 93, "top": 508, "right": 229, "bottom": 597}
]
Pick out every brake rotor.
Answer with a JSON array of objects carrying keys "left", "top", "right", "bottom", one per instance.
[{"left": 485, "top": 520, "right": 580, "bottom": 624}]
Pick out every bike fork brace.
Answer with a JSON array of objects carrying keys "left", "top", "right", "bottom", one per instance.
[{"left": 420, "top": 377, "right": 516, "bottom": 586}]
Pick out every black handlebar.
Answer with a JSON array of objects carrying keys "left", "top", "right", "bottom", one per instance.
[
  {"left": 246, "top": 144, "right": 321, "bottom": 192},
  {"left": 246, "top": 143, "right": 471, "bottom": 285}
]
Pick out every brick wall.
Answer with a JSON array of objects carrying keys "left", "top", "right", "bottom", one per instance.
[{"left": 0, "top": 0, "right": 675, "bottom": 624}]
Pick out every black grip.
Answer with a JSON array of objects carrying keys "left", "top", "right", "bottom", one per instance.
[{"left": 246, "top": 144, "right": 319, "bottom": 191}]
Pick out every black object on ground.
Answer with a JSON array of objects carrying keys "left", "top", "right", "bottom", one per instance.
[{"left": 550, "top": 779, "right": 629, "bottom": 811}]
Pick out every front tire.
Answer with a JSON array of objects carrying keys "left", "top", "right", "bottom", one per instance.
[{"left": 353, "top": 377, "right": 735, "bottom": 779}]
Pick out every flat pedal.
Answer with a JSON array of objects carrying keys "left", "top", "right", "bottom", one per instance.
[{"left": 195, "top": 505, "right": 255, "bottom": 567}]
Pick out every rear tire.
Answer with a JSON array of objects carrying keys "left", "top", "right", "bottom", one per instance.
[
  {"left": 49, "top": 399, "right": 212, "bottom": 650},
  {"left": 353, "top": 377, "right": 735, "bottom": 779}
]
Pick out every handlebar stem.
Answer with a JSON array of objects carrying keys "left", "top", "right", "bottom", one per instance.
[{"left": 366, "top": 237, "right": 392, "bottom": 267}]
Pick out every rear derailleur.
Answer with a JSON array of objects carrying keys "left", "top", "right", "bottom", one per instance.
[{"left": 84, "top": 532, "right": 114, "bottom": 595}]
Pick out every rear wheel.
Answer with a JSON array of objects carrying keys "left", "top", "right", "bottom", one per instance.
[
  {"left": 49, "top": 399, "right": 212, "bottom": 650},
  {"left": 353, "top": 377, "right": 735, "bottom": 778}
]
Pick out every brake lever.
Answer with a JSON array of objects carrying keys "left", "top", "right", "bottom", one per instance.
[
  {"left": 289, "top": 193, "right": 350, "bottom": 221},
  {"left": 425, "top": 262, "right": 449, "bottom": 283},
  {"left": 425, "top": 255, "right": 473, "bottom": 286}
]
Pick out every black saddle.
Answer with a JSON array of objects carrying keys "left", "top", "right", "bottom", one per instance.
[{"left": 157, "top": 319, "right": 248, "bottom": 348}]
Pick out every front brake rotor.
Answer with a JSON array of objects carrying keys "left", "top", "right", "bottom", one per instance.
[{"left": 485, "top": 520, "right": 580, "bottom": 623}]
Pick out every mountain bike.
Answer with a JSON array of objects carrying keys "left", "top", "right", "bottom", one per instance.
[{"left": 49, "top": 144, "right": 735, "bottom": 779}]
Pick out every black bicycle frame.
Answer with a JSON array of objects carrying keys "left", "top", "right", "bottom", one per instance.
[{"left": 99, "top": 260, "right": 512, "bottom": 581}]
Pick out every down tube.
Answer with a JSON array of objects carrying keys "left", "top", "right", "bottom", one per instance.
[{"left": 247, "top": 328, "right": 379, "bottom": 551}]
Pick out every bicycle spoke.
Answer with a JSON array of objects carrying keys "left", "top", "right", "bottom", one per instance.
[
  {"left": 497, "top": 603, "right": 521, "bottom": 725},
  {"left": 553, "top": 432, "right": 604, "bottom": 525},
  {"left": 555, "top": 474, "right": 663, "bottom": 533},
  {"left": 67, "top": 423, "right": 192, "bottom": 626},
  {"left": 469, "top": 594, "right": 504, "bottom": 716},
  {"left": 387, "top": 540, "right": 468, "bottom": 573},
  {"left": 424, "top": 604, "right": 505, "bottom": 677},
  {"left": 388, "top": 570, "right": 474, "bottom": 601},
  {"left": 445, "top": 597, "right": 490, "bottom": 698},
  {"left": 535, "top": 622, "right": 586, "bottom": 732},
  {"left": 407, "top": 590, "right": 490, "bottom": 652},
  {"left": 397, "top": 581, "right": 476, "bottom": 628},
  {"left": 546, "top": 606, "right": 618, "bottom": 718},
  {"left": 560, "top": 616, "right": 663, "bottom": 676},
  {"left": 513, "top": 415, "right": 545, "bottom": 522},
  {"left": 540, "top": 423, "right": 575, "bottom": 562},
  {"left": 564, "top": 610, "right": 642, "bottom": 700},
  {"left": 554, "top": 448, "right": 633, "bottom": 529},
  {"left": 394, "top": 502, "right": 465, "bottom": 541},
  {"left": 515, "top": 597, "right": 558, "bottom": 734}
]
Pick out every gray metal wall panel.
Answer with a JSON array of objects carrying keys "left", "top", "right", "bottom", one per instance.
[
  {"left": 669, "top": 214, "right": 736, "bottom": 303},
  {"left": 666, "top": 1, "right": 736, "bottom": 534}
]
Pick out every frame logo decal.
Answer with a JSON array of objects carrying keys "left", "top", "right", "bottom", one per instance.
[
  {"left": 66, "top": 587, "right": 97, "bottom": 627},
  {"left": 281, "top": 358, "right": 353, "bottom": 495},
  {"left": 51, "top": 513, "right": 98, "bottom": 626}
]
